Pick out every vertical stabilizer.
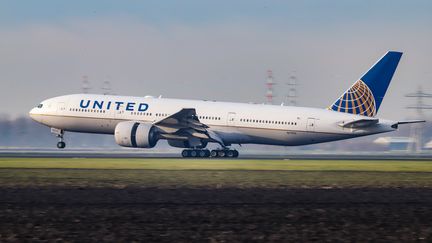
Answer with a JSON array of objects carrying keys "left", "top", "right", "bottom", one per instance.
[{"left": 329, "top": 51, "right": 402, "bottom": 117}]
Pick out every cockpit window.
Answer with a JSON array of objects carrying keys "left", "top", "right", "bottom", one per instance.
[{"left": 37, "top": 104, "right": 43, "bottom": 108}]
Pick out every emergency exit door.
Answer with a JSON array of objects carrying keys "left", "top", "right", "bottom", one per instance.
[
  {"left": 306, "top": 118, "right": 316, "bottom": 131},
  {"left": 227, "top": 112, "right": 236, "bottom": 126}
]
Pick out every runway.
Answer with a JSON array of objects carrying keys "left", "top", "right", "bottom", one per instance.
[{"left": 1, "top": 148, "right": 432, "bottom": 160}]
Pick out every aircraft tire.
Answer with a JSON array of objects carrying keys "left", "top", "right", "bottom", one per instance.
[
  {"left": 210, "top": 150, "right": 218, "bottom": 157},
  {"left": 233, "top": 150, "right": 239, "bottom": 158},
  {"left": 199, "top": 150, "right": 208, "bottom": 157},
  {"left": 57, "top": 142, "right": 66, "bottom": 149},
  {"left": 181, "top": 149, "right": 190, "bottom": 158},
  {"left": 190, "top": 150, "right": 198, "bottom": 157},
  {"left": 217, "top": 150, "right": 226, "bottom": 157},
  {"left": 226, "top": 150, "right": 235, "bottom": 158}
]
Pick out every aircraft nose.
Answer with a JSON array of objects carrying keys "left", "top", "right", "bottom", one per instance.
[
  {"left": 29, "top": 108, "right": 40, "bottom": 122},
  {"left": 29, "top": 108, "right": 36, "bottom": 118}
]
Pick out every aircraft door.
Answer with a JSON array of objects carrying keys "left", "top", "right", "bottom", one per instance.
[
  {"left": 306, "top": 118, "right": 316, "bottom": 132},
  {"left": 227, "top": 112, "right": 236, "bottom": 126}
]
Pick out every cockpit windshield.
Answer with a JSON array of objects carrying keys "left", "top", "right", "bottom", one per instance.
[{"left": 37, "top": 104, "right": 43, "bottom": 108}]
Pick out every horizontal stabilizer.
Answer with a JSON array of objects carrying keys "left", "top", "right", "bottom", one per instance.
[
  {"left": 339, "top": 118, "right": 379, "bottom": 128},
  {"left": 397, "top": 120, "right": 425, "bottom": 125}
]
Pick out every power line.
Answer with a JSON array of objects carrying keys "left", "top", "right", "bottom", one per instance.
[
  {"left": 101, "top": 80, "right": 112, "bottom": 95},
  {"left": 265, "top": 70, "right": 275, "bottom": 105},
  {"left": 285, "top": 71, "right": 298, "bottom": 106},
  {"left": 405, "top": 86, "right": 432, "bottom": 152},
  {"left": 81, "top": 75, "right": 91, "bottom": 94}
]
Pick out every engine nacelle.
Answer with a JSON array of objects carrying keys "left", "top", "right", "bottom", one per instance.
[{"left": 114, "top": 121, "right": 159, "bottom": 148}]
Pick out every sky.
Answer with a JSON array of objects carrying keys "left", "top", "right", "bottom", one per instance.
[{"left": 0, "top": 0, "right": 431, "bottom": 119}]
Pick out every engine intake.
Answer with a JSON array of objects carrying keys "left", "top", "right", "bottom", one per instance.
[{"left": 115, "top": 121, "right": 159, "bottom": 148}]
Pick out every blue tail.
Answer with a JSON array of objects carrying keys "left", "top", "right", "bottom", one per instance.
[{"left": 329, "top": 51, "right": 402, "bottom": 117}]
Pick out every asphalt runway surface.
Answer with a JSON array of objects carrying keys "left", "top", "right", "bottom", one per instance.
[{"left": 1, "top": 187, "right": 432, "bottom": 242}]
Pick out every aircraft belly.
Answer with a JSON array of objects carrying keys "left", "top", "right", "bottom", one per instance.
[{"left": 211, "top": 126, "right": 353, "bottom": 146}]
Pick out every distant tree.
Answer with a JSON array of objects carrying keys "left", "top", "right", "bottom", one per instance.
[{"left": 0, "top": 116, "right": 13, "bottom": 146}]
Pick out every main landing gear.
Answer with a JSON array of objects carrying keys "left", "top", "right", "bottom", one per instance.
[
  {"left": 181, "top": 149, "right": 239, "bottom": 158},
  {"left": 51, "top": 128, "right": 66, "bottom": 149}
]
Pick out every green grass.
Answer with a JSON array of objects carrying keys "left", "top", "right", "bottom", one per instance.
[
  {"left": 0, "top": 158, "right": 432, "bottom": 188},
  {"left": 0, "top": 158, "right": 432, "bottom": 172}
]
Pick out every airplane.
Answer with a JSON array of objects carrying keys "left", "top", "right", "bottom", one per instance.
[{"left": 29, "top": 51, "right": 424, "bottom": 157}]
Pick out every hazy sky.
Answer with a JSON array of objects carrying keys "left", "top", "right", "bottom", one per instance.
[{"left": 1, "top": 0, "right": 431, "bottom": 120}]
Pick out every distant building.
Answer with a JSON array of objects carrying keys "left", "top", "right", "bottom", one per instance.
[
  {"left": 424, "top": 140, "right": 432, "bottom": 150},
  {"left": 373, "top": 137, "right": 413, "bottom": 151}
]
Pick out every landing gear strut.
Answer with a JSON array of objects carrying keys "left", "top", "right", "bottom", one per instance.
[
  {"left": 51, "top": 128, "right": 66, "bottom": 149},
  {"left": 181, "top": 149, "right": 239, "bottom": 158}
]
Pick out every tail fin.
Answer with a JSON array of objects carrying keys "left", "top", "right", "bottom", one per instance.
[{"left": 329, "top": 51, "right": 403, "bottom": 117}]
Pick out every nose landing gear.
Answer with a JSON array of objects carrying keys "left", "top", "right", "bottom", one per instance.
[
  {"left": 51, "top": 128, "right": 66, "bottom": 149},
  {"left": 57, "top": 141, "right": 66, "bottom": 149}
]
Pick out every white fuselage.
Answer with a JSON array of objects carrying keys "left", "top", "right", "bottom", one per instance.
[{"left": 29, "top": 94, "right": 397, "bottom": 147}]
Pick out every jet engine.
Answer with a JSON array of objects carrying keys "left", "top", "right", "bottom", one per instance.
[{"left": 114, "top": 121, "right": 159, "bottom": 148}]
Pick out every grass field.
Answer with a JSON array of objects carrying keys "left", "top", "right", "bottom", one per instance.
[
  {"left": 1, "top": 158, "right": 432, "bottom": 188},
  {"left": 1, "top": 158, "right": 432, "bottom": 171}
]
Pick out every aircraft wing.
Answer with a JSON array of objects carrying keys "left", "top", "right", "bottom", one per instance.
[{"left": 153, "top": 108, "right": 225, "bottom": 146}]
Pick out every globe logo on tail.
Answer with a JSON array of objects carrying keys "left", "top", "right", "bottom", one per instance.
[{"left": 330, "top": 80, "right": 376, "bottom": 117}]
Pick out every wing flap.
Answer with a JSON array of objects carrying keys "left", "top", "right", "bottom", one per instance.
[{"left": 154, "top": 108, "right": 225, "bottom": 146}]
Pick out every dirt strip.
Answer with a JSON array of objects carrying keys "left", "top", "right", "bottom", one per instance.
[{"left": 0, "top": 187, "right": 431, "bottom": 242}]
